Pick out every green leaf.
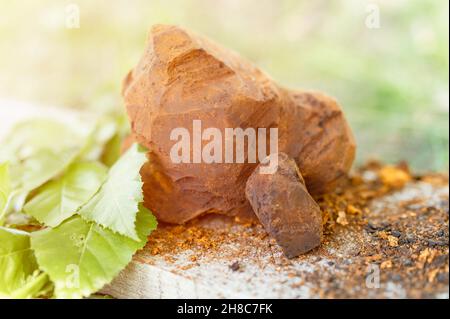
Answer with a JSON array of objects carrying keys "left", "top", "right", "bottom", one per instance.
[
  {"left": 0, "top": 119, "right": 89, "bottom": 215},
  {"left": 8, "top": 271, "right": 50, "bottom": 299},
  {"left": 0, "top": 227, "right": 49, "bottom": 298},
  {"left": 23, "top": 162, "right": 107, "bottom": 227},
  {"left": 100, "top": 114, "right": 130, "bottom": 167},
  {"left": 78, "top": 143, "right": 147, "bottom": 240},
  {"left": 0, "top": 163, "right": 10, "bottom": 207},
  {"left": 79, "top": 117, "right": 118, "bottom": 162},
  {"left": 31, "top": 205, "right": 157, "bottom": 299},
  {"left": 0, "top": 163, "right": 11, "bottom": 222},
  {"left": 0, "top": 119, "right": 85, "bottom": 164},
  {"left": 13, "top": 148, "right": 80, "bottom": 192},
  {"left": 0, "top": 117, "right": 126, "bottom": 217},
  {"left": 4, "top": 147, "right": 81, "bottom": 215},
  {"left": 0, "top": 118, "right": 91, "bottom": 193},
  {"left": 79, "top": 113, "right": 130, "bottom": 166}
]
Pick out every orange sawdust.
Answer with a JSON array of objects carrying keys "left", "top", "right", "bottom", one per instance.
[{"left": 139, "top": 161, "right": 448, "bottom": 298}]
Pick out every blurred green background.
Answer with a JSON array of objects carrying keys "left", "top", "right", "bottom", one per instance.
[{"left": 0, "top": 0, "right": 448, "bottom": 171}]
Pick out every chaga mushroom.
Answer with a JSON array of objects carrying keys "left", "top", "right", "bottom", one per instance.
[
  {"left": 123, "top": 25, "right": 356, "bottom": 238},
  {"left": 245, "top": 153, "right": 322, "bottom": 257}
]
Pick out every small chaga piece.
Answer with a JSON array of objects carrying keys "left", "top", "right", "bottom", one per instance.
[
  {"left": 245, "top": 153, "right": 322, "bottom": 257},
  {"left": 123, "top": 24, "right": 355, "bottom": 223},
  {"left": 378, "top": 165, "right": 411, "bottom": 189}
]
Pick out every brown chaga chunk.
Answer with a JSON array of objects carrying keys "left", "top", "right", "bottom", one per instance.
[
  {"left": 245, "top": 153, "right": 323, "bottom": 257},
  {"left": 281, "top": 90, "right": 356, "bottom": 194},
  {"left": 123, "top": 24, "right": 355, "bottom": 224}
]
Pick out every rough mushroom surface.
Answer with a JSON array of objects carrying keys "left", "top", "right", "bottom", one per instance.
[{"left": 123, "top": 24, "right": 356, "bottom": 224}]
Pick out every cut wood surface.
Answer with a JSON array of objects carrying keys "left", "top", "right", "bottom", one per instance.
[
  {"left": 2, "top": 100, "right": 449, "bottom": 299},
  {"left": 101, "top": 181, "right": 449, "bottom": 298}
]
